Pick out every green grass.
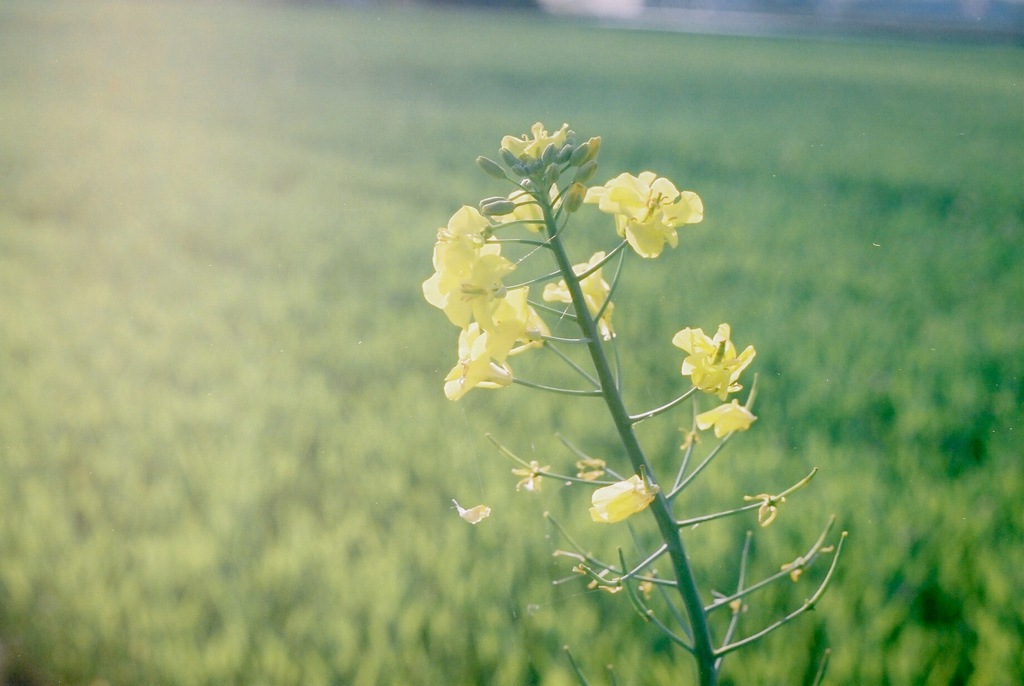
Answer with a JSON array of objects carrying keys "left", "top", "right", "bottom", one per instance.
[{"left": 1, "top": 0, "right": 1022, "bottom": 683}]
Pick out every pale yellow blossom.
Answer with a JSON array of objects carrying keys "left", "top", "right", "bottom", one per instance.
[
  {"left": 672, "top": 324, "right": 755, "bottom": 400},
  {"left": 590, "top": 475, "right": 659, "bottom": 524},
  {"left": 543, "top": 251, "right": 615, "bottom": 341},
  {"left": 584, "top": 171, "right": 703, "bottom": 258},
  {"left": 696, "top": 400, "right": 757, "bottom": 437},
  {"left": 452, "top": 499, "right": 491, "bottom": 524}
]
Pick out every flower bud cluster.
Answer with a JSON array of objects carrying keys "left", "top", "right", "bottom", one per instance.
[{"left": 474, "top": 122, "right": 601, "bottom": 215}]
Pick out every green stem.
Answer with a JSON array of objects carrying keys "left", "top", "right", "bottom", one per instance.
[{"left": 540, "top": 198, "right": 718, "bottom": 686}]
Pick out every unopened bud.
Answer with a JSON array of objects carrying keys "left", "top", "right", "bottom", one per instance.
[
  {"left": 541, "top": 143, "right": 557, "bottom": 165},
  {"left": 499, "top": 148, "right": 520, "bottom": 168},
  {"left": 476, "top": 156, "right": 507, "bottom": 180},
  {"left": 480, "top": 199, "right": 517, "bottom": 217},
  {"left": 569, "top": 142, "right": 591, "bottom": 167},
  {"left": 574, "top": 159, "right": 598, "bottom": 184},
  {"left": 544, "top": 163, "right": 560, "bottom": 187},
  {"left": 582, "top": 136, "right": 601, "bottom": 164},
  {"left": 556, "top": 143, "right": 574, "bottom": 164},
  {"left": 563, "top": 182, "right": 586, "bottom": 213}
]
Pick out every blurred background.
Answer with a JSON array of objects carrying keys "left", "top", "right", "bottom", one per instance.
[{"left": 0, "top": 0, "right": 1021, "bottom": 684}]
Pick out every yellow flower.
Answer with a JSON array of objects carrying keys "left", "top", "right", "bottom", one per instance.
[
  {"left": 696, "top": 400, "right": 757, "bottom": 437},
  {"left": 443, "top": 324, "right": 513, "bottom": 401},
  {"left": 671, "top": 323, "right": 755, "bottom": 400},
  {"left": 584, "top": 172, "right": 703, "bottom": 258},
  {"left": 423, "top": 247, "right": 514, "bottom": 329},
  {"left": 452, "top": 499, "right": 491, "bottom": 524},
  {"left": 423, "top": 206, "right": 515, "bottom": 328},
  {"left": 484, "top": 286, "right": 548, "bottom": 361},
  {"left": 542, "top": 251, "right": 615, "bottom": 341},
  {"left": 501, "top": 122, "right": 570, "bottom": 160},
  {"left": 512, "top": 460, "right": 550, "bottom": 492},
  {"left": 589, "top": 475, "right": 659, "bottom": 524}
]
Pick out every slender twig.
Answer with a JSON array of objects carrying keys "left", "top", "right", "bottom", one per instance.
[
  {"left": 512, "top": 378, "right": 603, "bottom": 396},
  {"left": 677, "top": 469, "right": 818, "bottom": 529},
  {"left": 715, "top": 531, "right": 848, "bottom": 657},
  {"left": 573, "top": 239, "right": 629, "bottom": 282},
  {"left": 673, "top": 406, "right": 699, "bottom": 494},
  {"left": 811, "top": 648, "right": 833, "bottom": 686},
  {"left": 623, "top": 522, "right": 693, "bottom": 637},
  {"left": 618, "top": 550, "right": 695, "bottom": 654},
  {"left": 487, "top": 234, "right": 550, "bottom": 246},
  {"left": 591, "top": 247, "right": 626, "bottom": 326},
  {"left": 705, "top": 514, "right": 836, "bottom": 614},
  {"left": 507, "top": 267, "right": 566, "bottom": 290},
  {"left": 563, "top": 646, "right": 592, "bottom": 686},
  {"left": 668, "top": 433, "right": 736, "bottom": 500},
  {"left": 484, "top": 433, "right": 615, "bottom": 486},
  {"left": 715, "top": 531, "right": 753, "bottom": 672},
  {"left": 620, "top": 543, "right": 670, "bottom": 582},
  {"left": 677, "top": 500, "right": 764, "bottom": 528},
  {"left": 542, "top": 334, "right": 591, "bottom": 344},
  {"left": 545, "top": 343, "right": 601, "bottom": 388},
  {"left": 630, "top": 386, "right": 699, "bottom": 424}
]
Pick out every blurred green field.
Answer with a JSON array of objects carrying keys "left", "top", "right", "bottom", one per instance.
[{"left": 1, "top": 0, "right": 1022, "bottom": 683}]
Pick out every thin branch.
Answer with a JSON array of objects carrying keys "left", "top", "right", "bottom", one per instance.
[
  {"left": 620, "top": 543, "right": 670, "bottom": 582},
  {"left": 507, "top": 267, "right": 565, "bottom": 290},
  {"left": 715, "top": 531, "right": 753, "bottom": 672},
  {"left": 707, "top": 516, "right": 836, "bottom": 613},
  {"left": 542, "top": 333, "right": 591, "bottom": 344},
  {"left": 630, "top": 386, "right": 699, "bottom": 424},
  {"left": 677, "top": 469, "right": 818, "bottom": 529},
  {"left": 555, "top": 434, "right": 628, "bottom": 481},
  {"left": 811, "top": 648, "right": 833, "bottom": 686},
  {"left": 590, "top": 247, "right": 626, "bottom": 326},
  {"left": 573, "top": 239, "right": 630, "bottom": 282},
  {"left": 563, "top": 646, "right": 592, "bottom": 686},
  {"left": 677, "top": 500, "right": 763, "bottom": 528},
  {"left": 618, "top": 550, "right": 695, "bottom": 654},
  {"left": 531, "top": 299, "right": 578, "bottom": 320},
  {"left": 668, "top": 433, "right": 736, "bottom": 500},
  {"left": 673, "top": 406, "right": 700, "bottom": 494},
  {"left": 715, "top": 531, "right": 848, "bottom": 657},
  {"left": 483, "top": 433, "right": 615, "bottom": 486},
  {"left": 486, "top": 234, "right": 550, "bottom": 246},
  {"left": 544, "top": 343, "right": 600, "bottom": 388},
  {"left": 512, "top": 378, "right": 603, "bottom": 396}
]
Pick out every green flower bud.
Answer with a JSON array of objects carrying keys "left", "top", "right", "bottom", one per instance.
[
  {"left": 544, "top": 163, "right": 560, "bottom": 187},
  {"left": 569, "top": 141, "right": 591, "bottom": 167},
  {"left": 563, "top": 182, "right": 586, "bottom": 213},
  {"left": 476, "top": 156, "right": 507, "bottom": 180},
  {"left": 556, "top": 143, "right": 574, "bottom": 164},
  {"left": 499, "top": 148, "right": 520, "bottom": 168},
  {"left": 574, "top": 159, "right": 598, "bottom": 184},
  {"left": 582, "top": 136, "right": 601, "bottom": 164},
  {"left": 541, "top": 143, "right": 557, "bottom": 165},
  {"left": 480, "top": 199, "right": 517, "bottom": 217}
]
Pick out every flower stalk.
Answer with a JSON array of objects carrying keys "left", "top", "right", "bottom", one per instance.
[{"left": 539, "top": 197, "right": 720, "bottom": 683}]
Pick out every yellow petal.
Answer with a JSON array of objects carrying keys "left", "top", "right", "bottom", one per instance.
[{"left": 452, "top": 499, "right": 491, "bottom": 524}]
